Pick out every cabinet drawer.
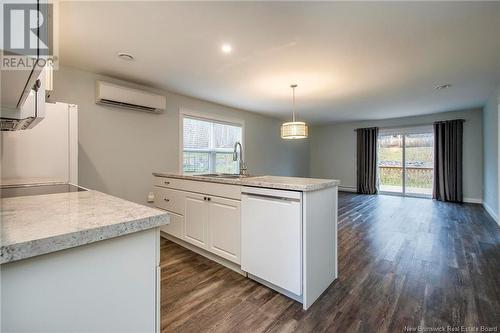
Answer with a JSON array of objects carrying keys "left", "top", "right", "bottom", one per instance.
[
  {"left": 160, "top": 212, "right": 183, "bottom": 239},
  {"left": 153, "top": 176, "right": 241, "bottom": 200},
  {"left": 153, "top": 177, "right": 185, "bottom": 189},
  {"left": 153, "top": 187, "right": 185, "bottom": 215}
]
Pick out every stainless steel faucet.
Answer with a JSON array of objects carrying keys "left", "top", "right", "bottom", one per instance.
[{"left": 233, "top": 141, "right": 247, "bottom": 175}]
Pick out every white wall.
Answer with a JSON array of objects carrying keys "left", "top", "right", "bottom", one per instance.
[
  {"left": 52, "top": 66, "right": 309, "bottom": 205},
  {"left": 482, "top": 87, "right": 499, "bottom": 221},
  {"left": 310, "top": 108, "right": 483, "bottom": 202}
]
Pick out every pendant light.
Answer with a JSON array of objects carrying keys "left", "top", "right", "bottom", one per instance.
[{"left": 281, "top": 84, "right": 308, "bottom": 139}]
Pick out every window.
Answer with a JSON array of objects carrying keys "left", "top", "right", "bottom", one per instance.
[{"left": 182, "top": 115, "right": 242, "bottom": 174}]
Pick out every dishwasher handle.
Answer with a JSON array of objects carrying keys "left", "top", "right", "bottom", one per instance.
[
  {"left": 241, "top": 186, "right": 301, "bottom": 202},
  {"left": 242, "top": 192, "right": 300, "bottom": 202}
]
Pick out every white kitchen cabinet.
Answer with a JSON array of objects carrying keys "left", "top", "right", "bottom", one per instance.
[
  {"left": 153, "top": 176, "right": 240, "bottom": 200},
  {"left": 152, "top": 178, "right": 242, "bottom": 266},
  {"left": 2, "top": 228, "right": 161, "bottom": 333},
  {"left": 184, "top": 193, "right": 208, "bottom": 248},
  {"left": 183, "top": 193, "right": 241, "bottom": 262},
  {"left": 208, "top": 196, "right": 241, "bottom": 264}
]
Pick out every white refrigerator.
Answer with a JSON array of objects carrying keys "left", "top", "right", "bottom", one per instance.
[{"left": 1, "top": 102, "right": 78, "bottom": 186}]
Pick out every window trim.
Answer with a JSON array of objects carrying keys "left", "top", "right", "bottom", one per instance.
[
  {"left": 179, "top": 108, "right": 245, "bottom": 173},
  {"left": 379, "top": 125, "right": 433, "bottom": 136}
]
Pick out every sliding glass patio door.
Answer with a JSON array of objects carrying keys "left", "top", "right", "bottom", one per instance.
[
  {"left": 378, "top": 134, "right": 404, "bottom": 194},
  {"left": 377, "top": 127, "right": 434, "bottom": 197}
]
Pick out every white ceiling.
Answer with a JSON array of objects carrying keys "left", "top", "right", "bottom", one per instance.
[{"left": 59, "top": 1, "right": 500, "bottom": 124}]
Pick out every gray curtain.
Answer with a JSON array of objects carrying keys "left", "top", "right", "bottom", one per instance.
[
  {"left": 356, "top": 127, "right": 379, "bottom": 194},
  {"left": 433, "top": 119, "right": 464, "bottom": 203}
]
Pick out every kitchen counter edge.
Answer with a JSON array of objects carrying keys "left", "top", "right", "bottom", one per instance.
[
  {"left": 152, "top": 172, "right": 340, "bottom": 192},
  {"left": 1, "top": 191, "right": 170, "bottom": 264}
]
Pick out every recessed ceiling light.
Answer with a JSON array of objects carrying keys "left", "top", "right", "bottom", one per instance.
[
  {"left": 117, "top": 52, "right": 135, "bottom": 61},
  {"left": 221, "top": 44, "right": 232, "bottom": 54},
  {"left": 435, "top": 83, "right": 451, "bottom": 90}
]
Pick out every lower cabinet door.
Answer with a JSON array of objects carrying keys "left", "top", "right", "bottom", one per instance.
[
  {"left": 208, "top": 197, "right": 241, "bottom": 264},
  {"left": 183, "top": 193, "right": 208, "bottom": 248}
]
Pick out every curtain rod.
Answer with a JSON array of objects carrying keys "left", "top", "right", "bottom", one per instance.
[{"left": 353, "top": 119, "right": 465, "bottom": 132}]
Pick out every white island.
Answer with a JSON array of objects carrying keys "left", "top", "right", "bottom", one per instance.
[
  {"left": 0, "top": 189, "right": 169, "bottom": 332},
  {"left": 152, "top": 172, "right": 339, "bottom": 310}
]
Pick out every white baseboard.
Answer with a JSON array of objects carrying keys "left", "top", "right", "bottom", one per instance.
[
  {"left": 339, "top": 186, "right": 357, "bottom": 193},
  {"left": 160, "top": 231, "right": 247, "bottom": 276},
  {"left": 463, "top": 197, "right": 483, "bottom": 204},
  {"left": 482, "top": 202, "right": 499, "bottom": 225},
  {"left": 340, "top": 189, "right": 484, "bottom": 204}
]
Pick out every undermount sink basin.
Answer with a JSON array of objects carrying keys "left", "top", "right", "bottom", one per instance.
[{"left": 197, "top": 173, "right": 253, "bottom": 179}]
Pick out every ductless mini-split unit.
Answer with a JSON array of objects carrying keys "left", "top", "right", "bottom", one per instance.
[{"left": 96, "top": 81, "right": 166, "bottom": 113}]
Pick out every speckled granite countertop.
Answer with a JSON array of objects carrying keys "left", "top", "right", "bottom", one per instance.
[
  {"left": 0, "top": 190, "right": 169, "bottom": 264},
  {"left": 152, "top": 172, "right": 340, "bottom": 192},
  {"left": 244, "top": 175, "right": 340, "bottom": 192}
]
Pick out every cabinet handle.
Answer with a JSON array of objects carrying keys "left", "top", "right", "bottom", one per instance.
[
  {"left": 33, "top": 79, "right": 41, "bottom": 92},
  {"left": 203, "top": 197, "right": 207, "bottom": 201},
  {"left": 207, "top": 197, "right": 211, "bottom": 201},
  {"left": 164, "top": 181, "right": 170, "bottom": 185},
  {"left": 163, "top": 198, "right": 170, "bottom": 202}
]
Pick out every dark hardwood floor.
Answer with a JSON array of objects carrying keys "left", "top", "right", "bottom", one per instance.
[{"left": 160, "top": 192, "right": 500, "bottom": 333}]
